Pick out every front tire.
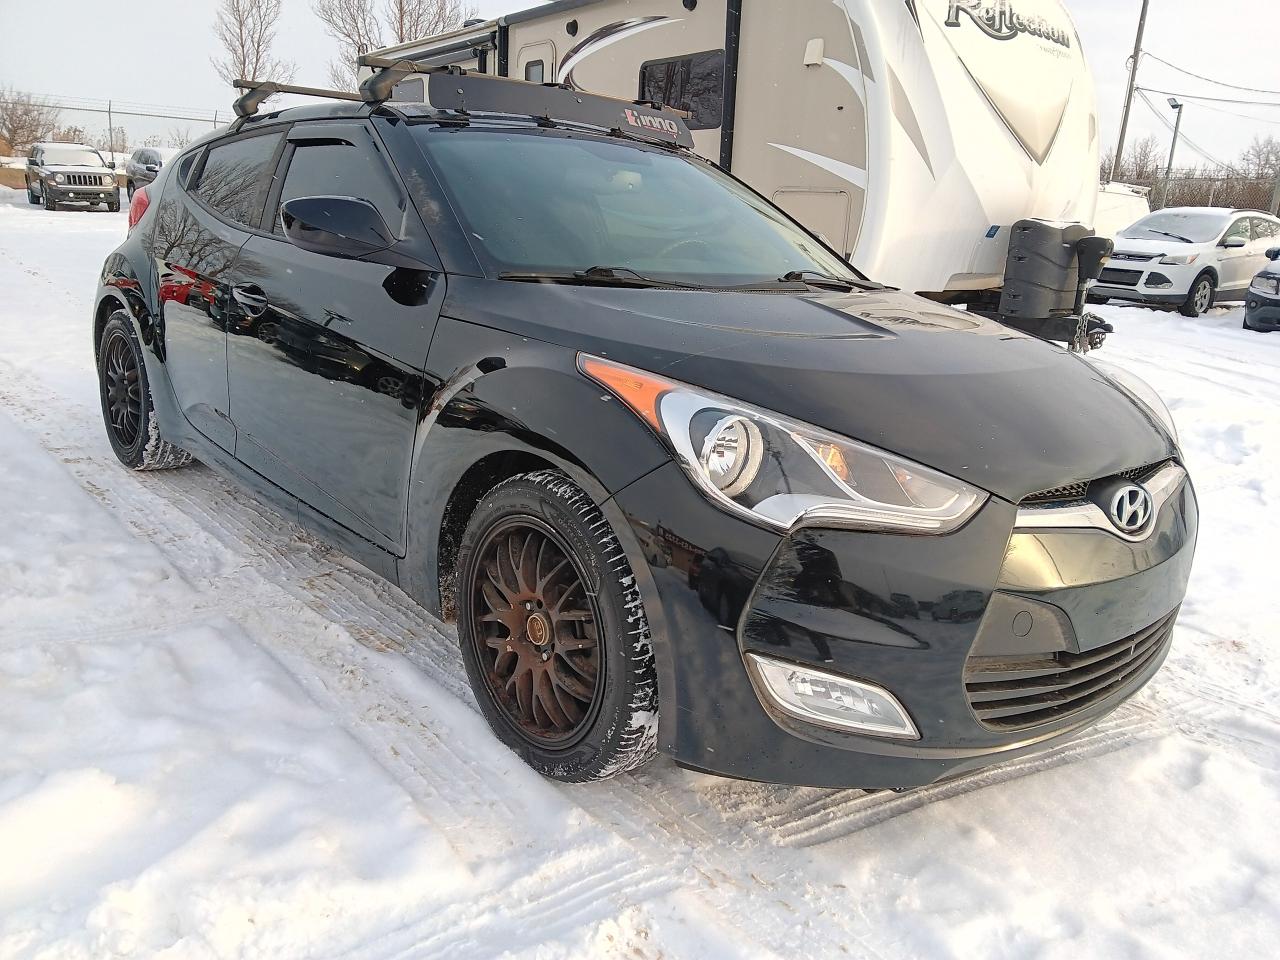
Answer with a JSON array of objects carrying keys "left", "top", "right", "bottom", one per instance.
[
  {"left": 1181, "top": 273, "right": 1215, "bottom": 317},
  {"left": 43, "top": 189, "right": 57, "bottom": 211},
  {"left": 456, "top": 471, "right": 658, "bottom": 782},
  {"left": 26, "top": 183, "right": 40, "bottom": 205},
  {"left": 127, "top": 181, "right": 135, "bottom": 201},
  {"left": 97, "top": 312, "right": 193, "bottom": 471}
]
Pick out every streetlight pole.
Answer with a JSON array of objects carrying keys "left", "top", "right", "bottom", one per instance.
[
  {"left": 1159, "top": 98, "right": 1184, "bottom": 209},
  {"left": 1111, "top": 0, "right": 1151, "bottom": 183}
]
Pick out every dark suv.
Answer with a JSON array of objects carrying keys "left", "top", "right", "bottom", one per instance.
[
  {"left": 93, "top": 71, "right": 1197, "bottom": 789},
  {"left": 26, "top": 141, "right": 120, "bottom": 211}
]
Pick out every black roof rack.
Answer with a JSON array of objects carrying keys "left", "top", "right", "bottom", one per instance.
[{"left": 230, "top": 60, "right": 695, "bottom": 150}]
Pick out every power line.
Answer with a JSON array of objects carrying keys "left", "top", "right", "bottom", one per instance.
[
  {"left": 1143, "top": 52, "right": 1280, "bottom": 97},
  {"left": 1136, "top": 86, "right": 1280, "bottom": 108},
  {"left": 1136, "top": 89, "right": 1243, "bottom": 175}
]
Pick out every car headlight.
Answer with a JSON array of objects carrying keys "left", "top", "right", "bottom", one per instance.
[
  {"left": 1089, "top": 358, "right": 1179, "bottom": 443},
  {"left": 579, "top": 355, "right": 986, "bottom": 533},
  {"left": 53, "top": 173, "right": 65, "bottom": 184},
  {"left": 1251, "top": 275, "right": 1280, "bottom": 296},
  {"left": 1159, "top": 254, "right": 1199, "bottom": 265},
  {"left": 102, "top": 174, "right": 114, "bottom": 185}
]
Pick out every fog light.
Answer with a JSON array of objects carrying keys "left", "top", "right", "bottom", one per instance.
[
  {"left": 746, "top": 653, "right": 919, "bottom": 739},
  {"left": 1145, "top": 273, "right": 1173, "bottom": 289}
]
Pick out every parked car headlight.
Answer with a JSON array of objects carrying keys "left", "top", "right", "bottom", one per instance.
[
  {"left": 102, "top": 174, "right": 114, "bottom": 185},
  {"left": 1159, "top": 254, "right": 1199, "bottom": 265},
  {"left": 1251, "top": 274, "right": 1280, "bottom": 296},
  {"left": 53, "top": 173, "right": 65, "bottom": 184},
  {"left": 580, "top": 355, "right": 986, "bottom": 533},
  {"left": 1089, "top": 358, "right": 1179, "bottom": 443}
]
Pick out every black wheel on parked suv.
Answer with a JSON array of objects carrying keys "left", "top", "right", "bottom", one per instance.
[
  {"left": 107, "top": 198, "right": 121, "bottom": 213},
  {"left": 43, "top": 189, "right": 57, "bottom": 211},
  {"left": 27, "top": 183, "right": 40, "bottom": 205},
  {"left": 456, "top": 471, "right": 658, "bottom": 782},
  {"left": 97, "top": 311, "right": 193, "bottom": 471},
  {"left": 1180, "top": 273, "right": 1215, "bottom": 318}
]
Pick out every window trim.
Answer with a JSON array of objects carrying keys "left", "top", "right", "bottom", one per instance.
[
  {"left": 261, "top": 120, "right": 412, "bottom": 242},
  {"left": 638, "top": 48, "right": 727, "bottom": 132},
  {"left": 185, "top": 125, "right": 290, "bottom": 235}
]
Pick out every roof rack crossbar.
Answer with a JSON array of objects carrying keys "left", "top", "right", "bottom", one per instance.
[
  {"left": 232, "top": 79, "right": 363, "bottom": 119},
  {"left": 356, "top": 57, "right": 466, "bottom": 103}
]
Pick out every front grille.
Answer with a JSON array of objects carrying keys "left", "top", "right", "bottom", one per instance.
[
  {"left": 965, "top": 608, "right": 1178, "bottom": 731},
  {"left": 65, "top": 173, "right": 108, "bottom": 187},
  {"left": 1110, "top": 252, "right": 1157, "bottom": 263},
  {"left": 1099, "top": 267, "right": 1143, "bottom": 287},
  {"left": 1021, "top": 460, "right": 1170, "bottom": 507}
]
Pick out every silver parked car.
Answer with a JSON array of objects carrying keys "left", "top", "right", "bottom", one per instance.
[{"left": 124, "top": 147, "right": 178, "bottom": 200}]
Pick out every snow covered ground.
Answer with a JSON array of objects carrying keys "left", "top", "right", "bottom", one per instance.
[{"left": 0, "top": 185, "right": 1277, "bottom": 959}]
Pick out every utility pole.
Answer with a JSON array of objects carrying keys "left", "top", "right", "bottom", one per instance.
[
  {"left": 107, "top": 100, "right": 114, "bottom": 157},
  {"left": 1159, "top": 98, "right": 1184, "bottom": 209},
  {"left": 1110, "top": 0, "right": 1151, "bottom": 183}
]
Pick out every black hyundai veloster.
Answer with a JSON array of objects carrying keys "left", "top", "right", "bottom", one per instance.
[{"left": 93, "top": 73, "right": 1196, "bottom": 788}]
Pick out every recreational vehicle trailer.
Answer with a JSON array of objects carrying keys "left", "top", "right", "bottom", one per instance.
[{"left": 364, "top": 0, "right": 1102, "bottom": 304}]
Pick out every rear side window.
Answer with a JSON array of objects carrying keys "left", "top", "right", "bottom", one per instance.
[
  {"left": 191, "top": 132, "right": 284, "bottom": 228},
  {"left": 1251, "top": 217, "right": 1279, "bottom": 240},
  {"left": 271, "top": 133, "right": 404, "bottom": 235},
  {"left": 639, "top": 50, "right": 725, "bottom": 131}
]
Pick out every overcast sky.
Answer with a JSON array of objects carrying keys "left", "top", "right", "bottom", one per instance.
[{"left": 2, "top": 0, "right": 1277, "bottom": 166}]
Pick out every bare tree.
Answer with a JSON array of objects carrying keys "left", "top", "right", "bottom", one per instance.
[
  {"left": 315, "top": 0, "right": 475, "bottom": 90},
  {"left": 95, "top": 126, "right": 130, "bottom": 156},
  {"left": 212, "top": 0, "right": 297, "bottom": 89},
  {"left": 168, "top": 126, "right": 196, "bottom": 148},
  {"left": 52, "top": 125, "right": 88, "bottom": 144},
  {"left": 0, "top": 87, "right": 61, "bottom": 152}
]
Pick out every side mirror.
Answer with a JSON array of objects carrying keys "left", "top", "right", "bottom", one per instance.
[
  {"left": 1223, "top": 236, "right": 1248, "bottom": 249},
  {"left": 145, "top": 164, "right": 159, "bottom": 173},
  {"left": 26, "top": 157, "right": 36, "bottom": 167},
  {"left": 1267, "top": 247, "right": 1280, "bottom": 261},
  {"left": 280, "top": 196, "right": 394, "bottom": 260}
]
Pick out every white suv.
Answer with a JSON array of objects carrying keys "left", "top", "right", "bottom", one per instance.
[{"left": 1091, "top": 207, "right": 1280, "bottom": 317}]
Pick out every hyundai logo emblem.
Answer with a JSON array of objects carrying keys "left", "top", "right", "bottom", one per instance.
[{"left": 1109, "top": 484, "right": 1153, "bottom": 534}]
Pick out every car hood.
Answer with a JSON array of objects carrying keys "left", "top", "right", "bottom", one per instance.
[
  {"left": 1112, "top": 236, "right": 1211, "bottom": 257},
  {"left": 446, "top": 278, "right": 1177, "bottom": 503},
  {"left": 41, "top": 164, "right": 115, "bottom": 177}
]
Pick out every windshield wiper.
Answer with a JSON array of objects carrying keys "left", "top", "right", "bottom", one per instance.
[
  {"left": 499, "top": 266, "right": 701, "bottom": 289},
  {"left": 778, "top": 270, "right": 881, "bottom": 291},
  {"left": 1143, "top": 229, "right": 1195, "bottom": 244}
]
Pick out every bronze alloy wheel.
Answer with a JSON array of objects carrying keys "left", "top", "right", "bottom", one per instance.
[
  {"left": 101, "top": 329, "right": 143, "bottom": 451},
  {"left": 469, "top": 517, "right": 604, "bottom": 747}
]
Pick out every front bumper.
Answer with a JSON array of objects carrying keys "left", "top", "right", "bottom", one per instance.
[
  {"left": 613, "top": 461, "right": 1197, "bottom": 789},
  {"left": 43, "top": 182, "right": 119, "bottom": 204},
  {"left": 1246, "top": 288, "right": 1280, "bottom": 330},
  {"left": 1090, "top": 260, "right": 1200, "bottom": 305}
]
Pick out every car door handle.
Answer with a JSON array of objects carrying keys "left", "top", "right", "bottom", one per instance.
[{"left": 232, "top": 284, "right": 269, "bottom": 318}]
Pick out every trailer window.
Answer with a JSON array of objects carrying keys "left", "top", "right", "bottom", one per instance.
[
  {"left": 524, "top": 61, "right": 545, "bottom": 84},
  {"left": 639, "top": 50, "right": 725, "bottom": 131}
]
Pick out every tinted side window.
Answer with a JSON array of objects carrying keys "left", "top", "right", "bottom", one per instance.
[
  {"left": 271, "top": 134, "right": 404, "bottom": 235},
  {"left": 639, "top": 50, "right": 726, "bottom": 131},
  {"left": 191, "top": 132, "right": 284, "bottom": 228}
]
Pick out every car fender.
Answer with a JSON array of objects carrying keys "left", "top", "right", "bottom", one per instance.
[{"left": 400, "top": 316, "right": 671, "bottom": 617}]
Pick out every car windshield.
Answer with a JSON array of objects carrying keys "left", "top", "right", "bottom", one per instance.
[
  {"left": 41, "top": 146, "right": 106, "bottom": 167},
  {"left": 1121, "top": 211, "right": 1229, "bottom": 243},
  {"left": 415, "top": 126, "right": 860, "bottom": 287}
]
